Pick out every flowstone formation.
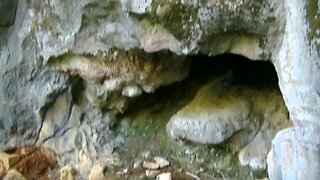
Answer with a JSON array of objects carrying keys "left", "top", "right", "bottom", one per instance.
[{"left": 0, "top": 0, "right": 319, "bottom": 179}]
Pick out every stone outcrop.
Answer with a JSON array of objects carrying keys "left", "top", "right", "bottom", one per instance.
[{"left": 0, "top": 0, "right": 319, "bottom": 179}]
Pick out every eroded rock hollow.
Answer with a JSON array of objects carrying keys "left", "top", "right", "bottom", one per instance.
[{"left": 0, "top": 0, "right": 319, "bottom": 179}]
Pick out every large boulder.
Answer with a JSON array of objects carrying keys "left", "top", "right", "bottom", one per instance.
[{"left": 166, "top": 80, "right": 258, "bottom": 145}]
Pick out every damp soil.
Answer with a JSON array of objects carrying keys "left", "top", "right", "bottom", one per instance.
[{"left": 111, "top": 54, "right": 276, "bottom": 179}]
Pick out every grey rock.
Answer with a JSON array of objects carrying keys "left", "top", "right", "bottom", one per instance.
[
  {"left": 145, "top": 170, "right": 160, "bottom": 178},
  {"left": 267, "top": 128, "right": 320, "bottom": 180},
  {"left": 156, "top": 172, "right": 172, "bottom": 180},
  {"left": 142, "top": 161, "right": 160, "bottom": 170},
  {"left": 133, "top": 160, "right": 142, "bottom": 169},
  {"left": 154, "top": 156, "right": 170, "bottom": 168},
  {"left": 0, "top": 0, "right": 71, "bottom": 150},
  {"left": 166, "top": 81, "right": 257, "bottom": 144}
]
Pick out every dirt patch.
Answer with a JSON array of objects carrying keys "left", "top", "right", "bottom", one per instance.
[{"left": 0, "top": 147, "right": 58, "bottom": 179}]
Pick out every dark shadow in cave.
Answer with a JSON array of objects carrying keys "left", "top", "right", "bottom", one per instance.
[
  {"left": 188, "top": 53, "right": 278, "bottom": 88},
  {"left": 122, "top": 53, "right": 280, "bottom": 115}
]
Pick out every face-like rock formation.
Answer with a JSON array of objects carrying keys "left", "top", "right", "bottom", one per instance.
[{"left": 0, "top": 0, "right": 319, "bottom": 179}]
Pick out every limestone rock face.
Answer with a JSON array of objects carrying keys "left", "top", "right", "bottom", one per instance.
[
  {"left": 267, "top": 128, "right": 320, "bottom": 180},
  {"left": 0, "top": 0, "right": 319, "bottom": 179},
  {"left": 27, "top": 0, "right": 285, "bottom": 61},
  {"left": 0, "top": 0, "right": 71, "bottom": 150}
]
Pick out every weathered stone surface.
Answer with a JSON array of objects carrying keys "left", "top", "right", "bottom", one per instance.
[
  {"left": 0, "top": 0, "right": 71, "bottom": 151},
  {"left": 267, "top": 128, "right": 320, "bottom": 180},
  {"left": 27, "top": 0, "right": 285, "bottom": 61}
]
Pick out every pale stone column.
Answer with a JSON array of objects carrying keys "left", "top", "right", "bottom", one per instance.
[{"left": 268, "top": 0, "right": 320, "bottom": 179}]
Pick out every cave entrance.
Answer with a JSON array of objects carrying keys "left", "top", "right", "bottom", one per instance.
[
  {"left": 115, "top": 53, "right": 290, "bottom": 179},
  {"left": 188, "top": 53, "right": 279, "bottom": 88}
]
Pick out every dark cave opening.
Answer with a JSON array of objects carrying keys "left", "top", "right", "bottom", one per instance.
[
  {"left": 188, "top": 53, "right": 279, "bottom": 88},
  {"left": 123, "top": 53, "right": 280, "bottom": 114},
  {"left": 114, "top": 53, "right": 287, "bottom": 179}
]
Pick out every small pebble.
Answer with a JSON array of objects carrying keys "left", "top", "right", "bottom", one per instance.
[
  {"left": 145, "top": 170, "right": 160, "bottom": 178},
  {"left": 142, "top": 161, "right": 160, "bottom": 170},
  {"left": 156, "top": 172, "right": 172, "bottom": 180},
  {"left": 133, "top": 160, "right": 142, "bottom": 169},
  {"left": 123, "top": 168, "right": 129, "bottom": 174},
  {"left": 154, "top": 156, "right": 170, "bottom": 168}
]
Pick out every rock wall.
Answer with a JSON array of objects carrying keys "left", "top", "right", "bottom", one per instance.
[{"left": 0, "top": 0, "right": 319, "bottom": 179}]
